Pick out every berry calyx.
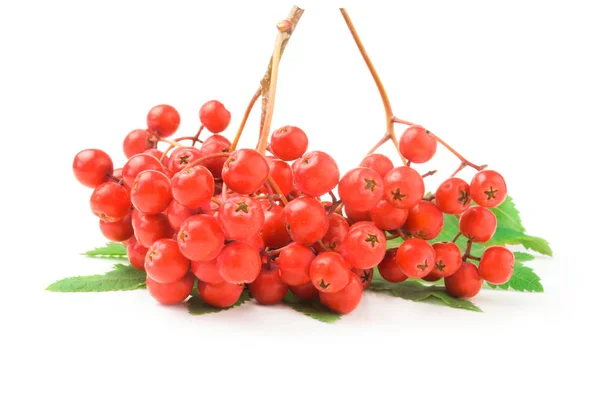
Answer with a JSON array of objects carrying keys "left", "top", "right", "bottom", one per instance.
[
  {"left": 383, "top": 166, "right": 425, "bottom": 209},
  {"left": 429, "top": 242, "right": 462, "bottom": 278},
  {"left": 470, "top": 170, "right": 507, "bottom": 208},
  {"left": 444, "top": 261, "right": 483, "bottom": 298},
  {"left": 168, "top": 147, "right": 203, "bottom": 175},
  {"left": 145, "top": 238, "right": 190, "bottom": 283},
  {"left": 459, "top": 207, "right": 497, "bottom": 243},
  {"left": 341, "top": 222, "right": 386, "bottom": 269},
  {"left": 199, "top": 100, "right": 231, "bottom": 133},
  {"left": 435, "top": 177, "right": 471, "bottom": 215},
  {"left": 147, "top": 104, "right": 180, "bottom": 138},
  {"left": 399, "top": 125, "right": 437, "bottom": 163},
  {"left": 478, "top": 246, "right": 515, "bottom": 284},
  {"left": 395, "top": 238, "right": 435, "bottom": 278},
  {"left": 270, "top": 125, "right": 308, "bottom": 161},
  {"left": 73, "top": 149, "right": 113, "bottom": 188},
  {"left": 352, "top": 268, "right": 373, "bottom": 289}
]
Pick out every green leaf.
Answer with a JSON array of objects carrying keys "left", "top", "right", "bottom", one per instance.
[
  {"left": 46, "top": 264, "right": 146, "bottom": 292},
  {"left": 490, "top": 196, "right": 525, "bottom": 233},
  {"left": 487, "top": 227, "right": 552, "bottom": 256},
  {"left": 368, "top": 278, "right": 482, "bottom": 312},
  {"left": 513, "top": 252, "right": 535, "bottom": 262},
  {"left": 187, "top": 291, "right": 251, "bottom": 315},
  {"left": 281, "top": 292, "right": 341, "bottom": 323},
  {"left": 487, "top": 263, "right": 543, "bottom": 292},
  {"left": 82, "top": 242, "right": 127, "bottom": 258}
]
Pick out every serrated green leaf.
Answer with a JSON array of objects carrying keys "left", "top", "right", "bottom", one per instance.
[
  {"left": 487, "top": 227, "right": 552, "bottom": 256},
  {"left": 82, "top": 242, "right": 128, "bottom": 258},
  {"left": 46, "top": 264, "right": 146, "bottom": 292},
  {"left": 187, "top": 291, "right": 251, "bottom": 315},
  {"left": 490, "top": 196, "right": 525, "bottom": 233},
  {"left": 487, "top": 263, "right": 543, "bottom": 292},
  {"left": 282, "top": 292, "right": 341, "bottom": 323},
  {"left": 513, "top": 252, "right": 535, "bottom": 262}
]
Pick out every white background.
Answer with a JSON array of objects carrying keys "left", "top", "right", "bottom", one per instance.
[{"left": 0, "top": 0, "right": 597, "bottom": 396}]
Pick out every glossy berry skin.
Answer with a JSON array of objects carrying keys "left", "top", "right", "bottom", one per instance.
[
  {"left": 73, "top": 149, "right": 113, "bottom": 188},
  {"left": 130, "top": 170, "right": 172, "bottom": 214},
  {"left": 132, "top": 211, "right": 173, "bottom": 248},
  {"left": 404, "top": 201, "right": 444, "bottom": 239},
  {"left": 200, "top": 100, "right": 231, "bottom": 133},
  {"left": 319, "top": 272, "right": 363, "bottom": 314},
  {"left": 339, "top": 167, "right": 384, "bottom": 211},
  {"left": 217, "top": 196, "right": 264, "bottom": 241},
  {"left": 399, "top": 125, "right": 437, "bottom": 163},
  {"left": 292, "top": 151, "right": 340, "bottom": 197},
  {"left": 444, "top": 261, "right": 483, "bottom": 298},
  {"left": 478, "top": 246, "right": 515, "bottom": 284},
  {"left": 146, "top": 272, "right": 194, "bottom": 305},
  {"left": 222, "top": 149, "right": 269, "bottom": 194},
  {"left": 344, "top": 206, "right": 371, "bottom": 224},
  {"left": 122, "top": 154, "right": 164, "bottom": 190},
  {"left": 278, "top": 243, "right": 315, "bottom": 286},
  {"left": 352, "top": 268, "right": 373, "bottom": 289},
  {"left": 360, "top": 154, "right": 394, "bottom": 179},
  {"left": 459, "top": 207, "right": 497, "bottom": 243},
  {"left": 383, "top": 166, "right": 425, "bottom": 209},
  {"left": 90, "top": 182, "right": 130, "bottom": 222},
  {"left": 123, "top": 129, "right": 156, "bottom": 158},
  {"left": 166, "top": 200, "right": 196, "bottom": 231},
  {"left": 146, "top": 104, "right": 180, "bottom": 138},
  {"left": 289, "top": 282, "right": 320, "bottom": 301},
  {"left": 395, "top": 238, "right": 435, "bottom": 278},
  {"left": 310, "top": 252, "right": 350, "bottom": 293},
  {"left": 322, "top": 213, "right": 350, "bottom": 252},
  {"left": 369, "top": 200, "right": 408, "bottom": 231},
  {"left": 470, "top": 170, "right": 507, "bottom": 208},
  {"left": 199, "top": 135, "right": 231, "bottom": 178},
  {"left": 178, "top": 214, "right": 224, "bottom": 261},
  {"left": 270, "top": 125, "right": 308, "bottom": 161},
  {"left": 377, "top": 249, "right": 408, "bottom": 283},
  {"left": 283, "top": 196, "right": 329, "bottom": 245},
  {"left": 197, "top": 281, "right": 243, "bottom": 308},
  {"left": 342, "top": 222, "right": 386, "bottom": 270},
  {"left": 250, "top": 266, "right": 289, "bottom": 305},
  {"left": 430, "top": 242, "right": 463, "bottom": 278},
  {"left": 171, "top": 165, "right": 214, "bottom": 209},
  {"left": 144, "top": 149, "right": 169, "bottom": 168},
  {"left": 261, "top": 205, "right": 292, "bottom": 249},
  {"left": 99, "top": 213, "right": 134, "bottom": 242},
  {"left": 266, "top": 158, "right": 293, "bottom": 196},
  {"left": 217, "top": 242, "right": 261, "bottom": 284},
  {"left": 422, "top": 274, "right": 442, "bottom": 282},
  {"left": 191, "top": 258, "right": 224, "bottom": 284},
  {"left": 435, "top": 178, "right": 471, "bottom": 215},
  {"left": 126, "top": 237, "right": 148, "bottom": 270},
  {"left": 145, "top": 238, "right": 190, "bottom": 283},
  {"left": 168, "top": 147, "right": 203, "bottom": 175}
]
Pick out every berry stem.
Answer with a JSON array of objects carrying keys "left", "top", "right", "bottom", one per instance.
[
  {"left": 386, "top": 229, "right": 409, "bottom": 241},
  {"left": 464, "top": 254, "right": 481, "bottom": 261},
  {"left": 392, "top": 117, "right": 416, "bottom": 126},
  {"left": 191, "top": 125, "right": 205, "bottom": 147},
  {"left": 328, "top": 190, "right": 338, "bottom": 203},
  {"left": 430, "top": 132, "right": 487, "bottom": 173},
  {"left": 452, "top": 232, "right": 462, "bottom": 243},
  {"left": 421, "top": 170, "right": 437, "bottom": 178},
  {"left": 266, "top": 175, "right": 289, "bottom": 205},
  {"left": 157, "top": 137, "right": 184, "bottom": 148},
  {"left": 230, "top": 88, "right": 261, "bottom": 152},
  {"left": 340, "top": 8, "right": 406, "bottom": 165},
  {"left": 365, "top": 135, "right": 390, "bottom": 156},
  {"left": 423, "top": 194, "right": 435, "bottom": 202},
  {"left": 462, "top": 240, "right": 473, "bottom": 261}
]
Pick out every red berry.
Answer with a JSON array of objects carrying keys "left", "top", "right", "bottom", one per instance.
[
  {"left": 197, "top": 281, "right": 243, "bottom": 308},
  {"left": 319, "top": 272, "right": 363, "bottom": 314},
  {"left": 344, "top": 205, "right": 371, "bottom": 224},
  {"left": 404, "top": 201, "right": 444, "bottom": 239},
  {"left": 360, "top": 154, "right": 394, "bottom": 179},
  {"left": 147, "top": 104, "right": 180, "bottom": 138},
  {"left": 266, "top": 158, "right": 293, "bottom": 196},
  {"left": 278, "top": 243, "right": 315, "bottom": 286},
  {"left": 352, "top": 268, "right": 373, "bottom": 289},
  {"left": 73, "top": 149, "right": 113, "bottom": 188},
  {"left": 132, "top": 211, "right": 173, "bottom": 248},
  {"left": 341, "top": 222, "right": 386, "bottom": 269},
  {"left": 222, "top": 149, "right": 270, "bottom": 194},
  {"left": 217, "top": 196, "right": 265, "bottom": 240},
  {"left": 199, "top": 135, "right": 231, "bottom": 178},
  {"left": 168, "top": 147, "right": 203, "bottom": 175},
  {"left": 435, "top": 178, "right": 471, "bottom": 215},
  {"left": 377, "top": 248, "right": 408, "bottom": 282},
  {"left": 242, "top": 234, "right": 265, "bottom": 251},
  {"left": 261, "top": 204, "right": 292, "bottom": 249},
  {"left": 478, "top": 246, "right": 515, "bottom": 284},
  {"left": 444, "top": 261, "right": 482, "bottom": 298},
  {"left": 383, "top": 166, "right": 425, "bottom": 209},
  {"left": 191, "top": 258, "right": 224, "bottom": 284},
  {"left": 177, "top": 214, "right": 224, "bottom": 261},
  {"left": 289, "top": 282, "right": 319, "bottom": 301},
  {"left": 283, "top": 196, "right": 328, "bottom": 245},
  {"left": 339, "top": 167, "right": 384, "bottom": 211},
  {"left": 130, "top": 170, "right": 172, "bottom": 214},
  {"left": 310, "top": 252, "right": 350, "bottom": 293},
  {"left": 422, "top": 274, "right": 442, "bottom": 282},
  {"left": 470, "top": 170, "right": 507, "bottom": 208},
  {"left": 122, "top": 153, "right": 164, "bottom": 190},
  {"left": 99, "top": 213, "right": 134, "bottom": 242},
  {"left": 126, "top": 237, "right": 148, "bottom": 270},
  {"left": 146, "top": 272, "right": 194, "bottom": 305},
  {"left": 171, "top": 165, "right": 214, "bottom": 209},
  {"left": 292, "top": 151, "right": 340, "bottom": 197},
  {"left": 90, "top": 182, "right": 130, "bottom": 222},
  {"left": 217, "top": 242, "right": 261, "bottom": 284},
  {"left": 166, "top": 200, "right": 197, "bottom": 230},
  {"left": 250, "top": 266, "right": 289, "bottom": 305},
  {"left": 123, "top": 129, "right": 157, "bottom": 158},
  {"left": 459, "top": 207, "right": 497, "bottom": 243},
  {"left": 144, "top": 149, "right": 169, "bottom": 169},
  {"left": 395, "top": 238, "right": 435, "bottom": 278},
  {"left": 200, "top": 100, "right": 231, "bottom": 133},
  {"left": 430, "top": 242, "right": 462, "bottom": 278},
  {"left": 270, "top": 125, "right": 308, "bottom": 161},
  {"left": 321, "top": 213, "right": 350, "bottom": 252},
  {"left": 399, "top": 125, "right": 437, "bottom": 163},
  {"left": 369, "top": 200, "right": 408, "bottom": 231},
  {"left": 145, "top": 238, "right": 190, "bottom": 283}
]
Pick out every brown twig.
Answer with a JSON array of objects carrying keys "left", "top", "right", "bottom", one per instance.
[
  {"left": 230, "top": 88, "right": 261, "bottom": 152},
  {"left": 267, "top": 175, "right": 289, "bottom": 205},
  {"left": 421, "top": 170, "right": 437, "bottom": 178}
]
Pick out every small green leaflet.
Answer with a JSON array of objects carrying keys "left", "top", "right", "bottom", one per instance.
[
  {"left": 489, "top": 195, "right": 525, "bottom": 233},
  {"left": 187, "top": 291, "right": 251, "bottom": 315},
  {"left": 513, "top": 251, "right": 535, "bottom": 262},
  {"left": 46, "top": 264, "right": 146, "bottom": 292},
  {"left": 486, "top": 227, "right": 552, "bottom": 256},
  {"left": 487, "top": 263, "right": 543, "bottom": 292},
  {"left": 82, "top": 242, "right": 128, "bottom": 258},
  {"left": 282, "top": 292, "right": 341, "bottom": 323}
]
